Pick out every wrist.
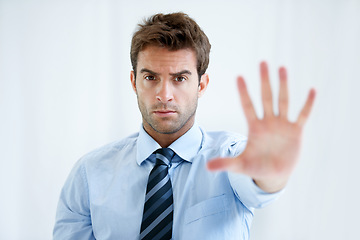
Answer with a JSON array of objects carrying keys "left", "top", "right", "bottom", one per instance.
[{"left": 253, "top": 176, "right": 288, "bottom": 193}]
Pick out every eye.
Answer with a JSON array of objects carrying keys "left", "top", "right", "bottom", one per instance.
[
  {"left": 145, "top": 75, "right": 156, "bottom": 81},
  {"left": 174, "top": 76, "right": 186, "bottom": 82}
]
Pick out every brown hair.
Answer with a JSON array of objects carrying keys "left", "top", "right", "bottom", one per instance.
[{"left": 130, "top": 12, "right": 211, "bottom": 79}]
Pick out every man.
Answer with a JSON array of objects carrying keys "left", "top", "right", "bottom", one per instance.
[{"left": 53, "top": 12, "right": 316, "bottom": 239}]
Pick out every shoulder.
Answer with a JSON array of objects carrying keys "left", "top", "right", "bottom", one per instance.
[
  {"left": 200, "top": 128, "right": 247, "bottom": 157},
  {"left": 77, "top": 132, "right": 139, "bottom": 166},
  {"left": 204, "top": 130, "right": 247, "bottom": 144}
]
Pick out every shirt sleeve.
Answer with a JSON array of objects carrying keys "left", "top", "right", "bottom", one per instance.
[
  {"left": 53, "top": 160, "right": 95, "bottom": 240},
  {"left": 226, "top": 135, "right": 284, "bottom": 210},
  {"left": 228, "top": 172, "right": 284, "bottom": 209}
]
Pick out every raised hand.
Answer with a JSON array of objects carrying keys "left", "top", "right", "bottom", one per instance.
[{"left": 207, "top": 62, "right": 316, "bottom": 193}]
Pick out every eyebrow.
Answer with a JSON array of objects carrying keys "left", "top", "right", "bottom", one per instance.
[
  {"left": 140, "top": 68, "right": 192, "bottom": 76},
  {"left": 170, "top": 70, "right": 192, "bottom": 76},
  {"left": 140, "top": 68, "right": 159, "bottom": 76}
]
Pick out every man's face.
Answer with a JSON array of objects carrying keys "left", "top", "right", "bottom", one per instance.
[{"left": 131, "top": 45, "right": 208, "bottom": 138}]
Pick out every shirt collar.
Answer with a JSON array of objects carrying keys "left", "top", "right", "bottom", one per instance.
[{"left": 136, "top": 123, "right": 203, "bottom": 166}]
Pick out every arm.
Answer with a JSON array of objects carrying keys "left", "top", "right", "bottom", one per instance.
[
  {"left": 53, "top": 161, "right": 95, "bottom": 240},
  {"left": 207, "top": 62, "right": 316, "bottom": 193}
]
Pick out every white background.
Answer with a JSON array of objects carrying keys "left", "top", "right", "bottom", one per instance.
[{"left": 1, "top": 0, "right": 359, "bottom": 239}]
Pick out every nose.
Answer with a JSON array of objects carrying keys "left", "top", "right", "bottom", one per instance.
[{"left": 156, "top": 80, "right": 174, "bottom": 103}]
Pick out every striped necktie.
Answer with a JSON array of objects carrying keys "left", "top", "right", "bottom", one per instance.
[{"left": 140, "top": 148, "right": 175, "bottom": 240}]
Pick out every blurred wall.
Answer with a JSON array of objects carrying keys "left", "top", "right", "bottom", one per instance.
[{"left": 1, "top": 0, "right": 359, "bottom": 239}]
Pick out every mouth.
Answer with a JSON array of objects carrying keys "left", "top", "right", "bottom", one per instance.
[{"left": 153, "top": 110, "right": 177, "bottom": 117}]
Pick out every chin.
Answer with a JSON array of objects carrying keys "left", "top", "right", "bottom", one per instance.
[
  {"left": 154, "top": 127, "right": 180, "bottom": 135},
  {"left": 151, "top": 123, "right": 183, "bottom": 134}
]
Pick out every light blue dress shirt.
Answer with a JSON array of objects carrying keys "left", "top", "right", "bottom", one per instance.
[{"left": 54, "top": 124, "right": 281, "bottom": 240}]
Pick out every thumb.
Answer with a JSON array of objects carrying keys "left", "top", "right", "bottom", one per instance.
[{"left": 207, "top": 156, "right": 243, "bottom": 172}]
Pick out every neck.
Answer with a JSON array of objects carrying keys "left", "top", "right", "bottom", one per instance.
[{"left": 142, "top": 121, "right": 194, "bottom": 148}]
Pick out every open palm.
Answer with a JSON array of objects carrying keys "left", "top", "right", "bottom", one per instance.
[{"left": 207, "top": 62, "right": 316, "bottom": 192}]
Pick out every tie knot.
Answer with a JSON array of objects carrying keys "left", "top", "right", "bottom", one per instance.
[{"left": 154, "top": 148, "right": 175, "bottom": 167}]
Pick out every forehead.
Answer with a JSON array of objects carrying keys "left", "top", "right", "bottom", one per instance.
[{"left": 137, "top": 46, "right": 197, "bottom": 73}]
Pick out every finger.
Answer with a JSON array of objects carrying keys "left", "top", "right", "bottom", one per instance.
[
  {"left": 278, "top": 66, "right": 288, "bottom": 119},
  {"left": 207, "top": 156, "right": 244, "bottom": 172},
  {"left": 296, "top": 88, "right": 316, "bottom": 127},
  {"left": 237, "top": 76, "right": 257, "bottom": 123},
  {"left": 260, "top": 61, "right": 274, "bottom": 117}
]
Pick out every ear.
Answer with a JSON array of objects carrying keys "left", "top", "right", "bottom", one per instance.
[
  {"left": 198, "top": 73, "right": 209, "bottom": 98},
  {"left": 130, "top": 70, "right": 137, "bottom": 93}
]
